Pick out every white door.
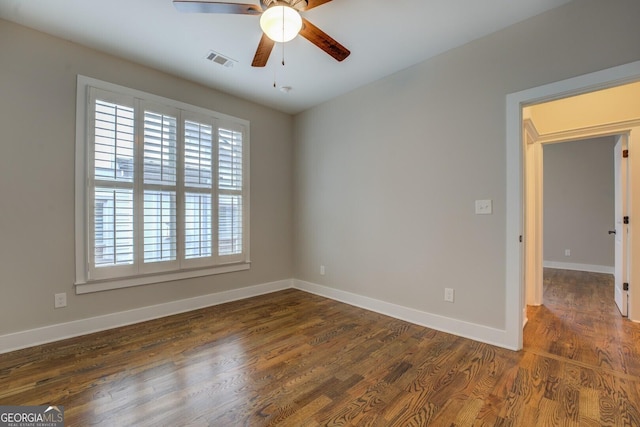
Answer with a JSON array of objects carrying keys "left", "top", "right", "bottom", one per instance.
[{"left": 614, "top": 135, "right": 629, "bottom": 316}]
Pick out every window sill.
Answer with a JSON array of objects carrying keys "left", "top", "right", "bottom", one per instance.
[{"left": 74, "top": 262, "right": 251, "bottom": 294}]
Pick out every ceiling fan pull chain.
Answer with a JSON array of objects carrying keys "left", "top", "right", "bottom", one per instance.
[{"left": 281, "top": 5, "right": 286, "bottom": 66}]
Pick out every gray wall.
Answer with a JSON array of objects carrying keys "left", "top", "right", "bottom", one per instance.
[
  {"left": 3, "top": 0, "right": 640, "bottom": 339},
  {"left": 543, "top": 137, "right": 616, "bottom": 267},
  {"left": 0, "top": 19, "right": 293, "bottom": 335},
  {"left": 293, "top": 0, "right": 640, "bottom": 330}
]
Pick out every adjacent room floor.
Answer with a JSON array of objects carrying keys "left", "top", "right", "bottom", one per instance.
[{"left": 1, "top": 269, "right": 638, "bottom": 425}]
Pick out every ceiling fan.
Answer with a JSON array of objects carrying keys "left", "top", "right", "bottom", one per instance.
[{"left": 173, "top": 0, "right": 351, "bottom": 67}]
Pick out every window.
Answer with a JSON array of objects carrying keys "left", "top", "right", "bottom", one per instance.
[{"left": 75, "top": 76, "right": 250, "bottom": 293}]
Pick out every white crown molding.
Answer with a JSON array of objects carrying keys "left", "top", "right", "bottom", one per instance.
[{"left": 535, "top": 119, "right": 640, "bottom": 145}]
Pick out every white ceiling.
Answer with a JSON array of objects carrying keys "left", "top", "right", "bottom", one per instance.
[{"left": 0, "top": 0, "right": 571, "bottom": 114}]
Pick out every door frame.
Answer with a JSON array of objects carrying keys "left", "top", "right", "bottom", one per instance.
[
  {"left": 524, "top": 125, "right": 638, "bottom": 313},
  {"left": 614, "top": 134, "right": 629, "bottom": 316},
  {"left": 505, "top": 60, "right": 640, "bottom": 350}
]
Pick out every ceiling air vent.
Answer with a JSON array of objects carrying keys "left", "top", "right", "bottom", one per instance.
[{"left": 205, "top": 50, "right": 236, "bottom": 68}]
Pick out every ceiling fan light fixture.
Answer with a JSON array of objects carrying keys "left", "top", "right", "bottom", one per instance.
[{"left": 260, "top": 5, "right": 302, "bottom": 43}]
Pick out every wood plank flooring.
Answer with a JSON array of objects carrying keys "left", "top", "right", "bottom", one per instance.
[{"left": 1, "top": 269, "right": 639, "bottom": 426}]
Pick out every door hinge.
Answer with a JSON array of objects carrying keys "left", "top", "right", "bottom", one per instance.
[
  {"left": 623, "top": 283, "right": 629, "bottom": 291},
  {"left": 623, "top": 149, "right": 629, "bottom": 158},
  {"left": 624, "top": 216, "right": 629, "bottom": 224},
  {"left": 519, "top": 235, "right": 523, "bottom": 243}
]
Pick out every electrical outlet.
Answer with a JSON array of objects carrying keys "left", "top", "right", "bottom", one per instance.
[
  {"left": 320, "top": 265, "right": 325, "bottom": 276},
  {"left": 54, "top": 293, "right": 67, "bottom": 309},
  {"left": 475, "top": 199, "right": 492, "bottom": 215},
  {"left": 565, "top": 249, "right": 571, "bottom": 257},
  {"left": 444, "top": 288, "right": 454, "bottom": 303}
]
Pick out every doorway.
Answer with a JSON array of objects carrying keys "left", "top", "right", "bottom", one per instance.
[
  {"left": 541, "top": 136, "right": 619, "bottom": 311},
  {"left": 504, "top": 60, "right": 640, "bottom": 350},
  {"left": 542, "top": 137, "right": 617, "bottom": 274},
  {"left": 522, "top": 85, "right": 640, "bottom": 323}
]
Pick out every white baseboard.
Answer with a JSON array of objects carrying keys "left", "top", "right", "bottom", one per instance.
[
  {"left": 543, "top": 261, "right": 614, "bottom": 274},
  {"left": 1, "top": 277, "right": 519, "bottom": 355},
  {"left": 293, "top": 280, "right": 515, "bottom": 350},
  {"left": 0, "top": 279, "right": 292, "bottom": 355}
]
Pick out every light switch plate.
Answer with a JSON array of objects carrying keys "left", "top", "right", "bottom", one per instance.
[{"left": 475, "top": 199, "right": 492, "bottom": 215}]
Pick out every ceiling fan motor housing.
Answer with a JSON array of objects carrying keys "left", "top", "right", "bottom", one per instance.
[{"left": 261, "top": 0, "right": 309, "bottom": 12}]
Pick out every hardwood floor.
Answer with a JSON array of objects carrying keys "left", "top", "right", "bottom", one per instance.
[{"left": 1, "top": 269, "right": 639, "bottom": 426}]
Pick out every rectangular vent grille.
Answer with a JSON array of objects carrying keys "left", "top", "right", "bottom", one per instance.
[{"left": 205, "top": 50, "right": 236, "bottom": 68}]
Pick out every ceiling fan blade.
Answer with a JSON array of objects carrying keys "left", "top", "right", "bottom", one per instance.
[
  {"left": 303, "top": 0, "right": 333, "bottom": 11},
  {"left": 173, "top": 1, "right": 262, "bottom": 14},
  {"left": 299, "top": 18, "right": 350, "bottom": 62},
  {"left": 252, "top": 33, "right": 275, "bottom": 67}
]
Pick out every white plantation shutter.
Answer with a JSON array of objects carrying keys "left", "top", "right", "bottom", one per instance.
[
  {"left": 184, "top": 120, "right": 213, "bottom": 189},
  {"left": 218, "top": 194, "right": 242, "bottom": 256},
  {"left": 143, "top": 190, "right": 176, "bottom": 263},
  {"left": 141, "top": 106, "right": 178, "bottom": 270},
  {"left": 218, "top": 128, "right": 243, "bottom": 191},
  {"left": 89, "top": 90, "right": 137, "bottom": 279},
  {"left": 185, "top": 193, "right": 212, "bottom": 259},
  {"left": 93, "top": 188, "right": 134, "bottom": 266},
  {"left": 218, "top": 127, "right": 244, "bottom": 259},
  {"left": 94, "top": 100, "right": 135, "bottom": 182},
  {"left": 78, "top": 78, "right": 249, "bottom": 289},
  {"left": 184, "top": 117, "right": 214, "bottom": 264},
  {"left": 143, "top": 111, "right": 177, "bottom": 186}
]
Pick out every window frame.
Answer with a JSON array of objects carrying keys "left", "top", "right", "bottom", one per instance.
[{"left": 75, "top": 75, "right": 250, "bottom": 294}]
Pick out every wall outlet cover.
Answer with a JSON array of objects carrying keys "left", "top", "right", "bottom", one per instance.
[
  {"left": 54, "top": 293, "right": 67, "bottom": 309},
  {"left": 475, "top": 199, "right": 493, "bottom": 215},
  {"left": 444, "top": 288, "right": 454, "bottom": 303}
]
